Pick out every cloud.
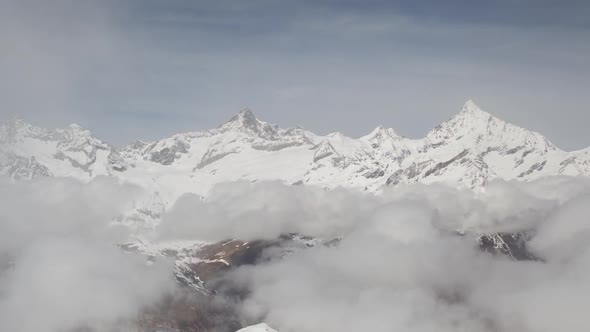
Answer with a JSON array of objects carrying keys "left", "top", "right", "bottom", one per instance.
[
  {"left": 158, "top": 177, "right": 590, "bottom": 242},
  {"left": 0, "top": 176, "right": 176, "bottom": 332},
  {"left": 5, "top": 173, "right": 590, "bottom": 331},
  {"left": 157, "top": 181, "right": 378, "bottom": 242},
  {"left": 153, "top": 177, "right": 590, "bottom": 332}
]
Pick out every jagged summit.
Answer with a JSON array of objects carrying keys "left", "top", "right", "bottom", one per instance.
[
  {"left": 8, "top": 114, "right": 28, "bottom": 127},
  {"left": 1, "top": 117, "right": 49, "bottom": 142},
  {"left": 313, "top": 140, "right": 338, "bottom": 162},
  {"left": 228, "top": 108, "right": 257, "bottom": 125},
  {"left": 1, "top": 117, "right": 95, "bottom": 143},
  {"left": 65, "top": 123, "right": 86, "bottom": 131},
  {"left": 219, "top": 108, "right": 278, "bottom": 139},
  {"left": 461, "top": 99, "right": 487, "bottom": 114},
  {"left": 363, "top": 126, "right": 402, "bottom": 141},
  {"left": 448, "top": 99, "right": 495, "bottom": 127},
  {"left": 425, "top": 100, "right": 557, "bottom": 153},
  {"left": 217, "top": 108, "right": 314, "bottom": 144},
  {"left": 222, "top": 108, "right": 258, "bottom": 128}
]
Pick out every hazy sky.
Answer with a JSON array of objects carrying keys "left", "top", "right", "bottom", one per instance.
[{"left": 1, "top": 0, "right": 589, "bottom": 149}]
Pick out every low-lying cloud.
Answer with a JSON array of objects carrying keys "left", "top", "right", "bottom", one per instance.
[
  {"left": 158, "top": 177, "right": 590, "bottom": 242},
  {"left": 0, "top": 176, "right": 175, "bottom": 332},
  {"left": 4, "top": 175, "right": 590, "bottom": 331},
  {"left": 156, "top": 177, "right": 590, "bottom": 332}
]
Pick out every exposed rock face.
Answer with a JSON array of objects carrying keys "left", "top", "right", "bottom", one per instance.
[
  {"left": 132, "top": 230, "right": 540, "bottom": 332},
  {"left": 138, "top": 292, "right": 242, "bottom": 332},
  {"left": 478, "top": 232, "right": 539, "bottom": 261},
  {"left": 0, "top": 154, "right": 51, "bottom": 180},
  {"left": 313, "top": 140, "right": 338, "bottom": 162},
  {"left": 128, "top": 235, "right": 324, "bottom": 332}
]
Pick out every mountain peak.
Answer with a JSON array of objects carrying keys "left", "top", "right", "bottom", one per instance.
[
  {"left": 425, "top": 100, "right": 559, "bottom": 154},
  {"left": 1, "top": 116, "right": 47, "bottom": 141},
  {"left": 61, "top": 123, "right": 94, "bottom": 142},
  {"left": 219, "top": 108, "right": 283, "bottom": 140},
  {"left": 237, "top": 107, "right": 255, "bottom": 118},
  {"left": 442, "top": 100, "right": 497, "bottom": 128},
  {"left": 462, "top": 99, "right": 482, "bottom": 112},
  {"left": 223, "top": 108, "right": 259, "bottom": 129},
  {"left": 6, "top": 115, "right": 31, "bottom": 130},
  {"left": 364, "top": 126, "right": 400, "bottom": 139},
  {"left": 66, "top": 123, "right": 85, "bottom": 131},
  {"left": 457, "top": 99, "right": 494, "bottom": 120}
]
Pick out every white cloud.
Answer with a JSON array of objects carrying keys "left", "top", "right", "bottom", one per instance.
[
  {"left": 165, "top": 177, "right": 590, "bottom": 332},
  {"left": 0, "top": 176, "right": 175, "bottom": 332},
  {"left": 5, "top": 175, "right": 590, "bottom": 331}
]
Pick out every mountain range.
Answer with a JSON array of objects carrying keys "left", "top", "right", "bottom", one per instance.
[{"left": 2, "top": 100, "right": 589, "bottom": 201}]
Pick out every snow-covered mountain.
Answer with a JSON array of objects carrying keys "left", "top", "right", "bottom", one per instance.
[
  {"left": 388, "top": 100, "right": 580, "bottom": 188},
  {"left": 0, "top": 117, "right": 126, "bottom": 180},
  {"left": 3, "top": 100, "right": 589, "bottom": 198}
]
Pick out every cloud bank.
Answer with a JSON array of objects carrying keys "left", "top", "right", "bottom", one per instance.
[
  {"left": 0, "top": 177, "right": 175, "bottom": 332},
  {"left": 4, "top": 175, "right": 590, "bottom": 331},
  {"left": 155, "top": 177, "right": 590, "bottom": 332}
]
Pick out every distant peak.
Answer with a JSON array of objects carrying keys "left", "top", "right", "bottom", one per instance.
[
  {"left": 222, "top": 107, "right": 257, "bottom": 129},
  {"left": 369, "top": 126, "right": 398, "bottom": 136},
  {"left": 220, "top": 108, "right": 279, "bottom": 138},
  {"left": 447, "top": 100, "right": 495, "bottom": 124},
  {"left": 66, "top": 123, "right": 85, "bottom": 131},
  {"left": 8, "top": 115, "right": 29, "bottom": 128},
  {"left": 462, "top": 99, "right": 481, "bottom": 112},
  {"left": 224, "top": 108, "right": 258, "bottom": 126},
  {"left": 363, "top": 126, "right": 401, "bottom": 141},
  {"left": 238, "top": 107, "right": 255, "bottom": 117},
  {"left": 458, "top": 99, "right": 494, "bottom": 118}
]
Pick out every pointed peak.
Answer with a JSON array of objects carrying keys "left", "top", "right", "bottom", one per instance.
[
  {"left": 313, "top": 139, "right": 338, "bottom": 162},
  {"left": 62, "top": 123, "right": 93, "bottom": 139},
  {"left": 65, "top": 123, "right": 86, "bottom": 131},
  {"left": 223, "top": 107, "right": 259, "bottom": 127},
  {"left": 462, "top": 99, "right": 482, "bottom": 112},
  {"left": 2, "top": 116, "right": 40, "bottom": 138},
  {"left": 6, "top": 114, "right": 30, "bottom": 128},
  {"left": 237, "top": 107, "right": 255, "bottom": 118},
  {"left": 226, "top": 107, "right": 258, "bottom": 123},
  {"left": 365, "top": 126, "right": 400, "bottom": 139},
  {"left": 233, "top": 107, "right": 258, "bottom": 123},
  {"left": 457, "top": 99, "right": 493, "bottom": 118},
  {"left": 442, "top": 100, "right": 495, "bottom": 126},
  {"left": 219, "top": 107, "right": 282, "bottom": 139}
]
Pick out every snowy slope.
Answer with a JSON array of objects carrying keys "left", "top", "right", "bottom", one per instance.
[
  {"left": 0, "top": 117, "right": 126, "bottom": 180},
  {"left": 387, "top": 100, "right": 588, "bottom": 187},
  {"left": 235, "top": 323, "right": 278, "bottom": 332},
  {"left": 3, "top": 100, "right": 590, "bottom": 203}
]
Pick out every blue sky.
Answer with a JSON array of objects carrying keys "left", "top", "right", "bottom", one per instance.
[{"left": 1, "top": 0, "right": 589, "bottom": 149}]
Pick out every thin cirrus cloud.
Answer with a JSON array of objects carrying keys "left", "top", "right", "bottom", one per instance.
[{"left": 0, "top": 0, "right": 589, "bottom": 149}]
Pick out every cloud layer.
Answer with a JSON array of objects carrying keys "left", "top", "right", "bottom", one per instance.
[
  {"left": 156, "top": 177, "right": 590, "bottom": 332},
  {"left": 0, "top": 177, "right": 175, "bottom": 331},
  {"left": 4, "top": 175, "right": 590, "bottom": 331}
]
